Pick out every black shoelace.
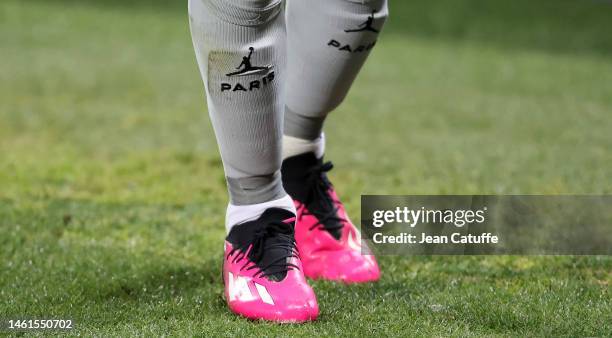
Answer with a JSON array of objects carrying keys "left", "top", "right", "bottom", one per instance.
[
  {"left": 227, "top": 221, "right": 299, "bottom": 281},
  {"left": 299, "top": 161, "right": 347, "bottom": 234}
]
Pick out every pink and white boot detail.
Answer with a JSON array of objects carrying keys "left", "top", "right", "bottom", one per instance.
[
  {"left": 281, "top": 153, "right": 381, "bottom": 283},
  {"left": 223, "top": 208, "right": 318, "bottom": 322}
]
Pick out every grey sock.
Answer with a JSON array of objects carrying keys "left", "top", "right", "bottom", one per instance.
[
  {"left": 189, "top": 0, "right": 287, "bottom": 205},
  {"left": 284, "top": 0, "right": 388, "bottom": 139}
]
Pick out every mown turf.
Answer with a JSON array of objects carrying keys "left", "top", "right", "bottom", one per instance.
[{"left": 1, "top": 0, "right": 611, "bottom": 336}]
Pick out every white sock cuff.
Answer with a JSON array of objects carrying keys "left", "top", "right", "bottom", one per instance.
[
  {"left": 282, "top": 133, "right": 325, "bottom": 159},
  {"left": 225, "top": 194, "right": 296, "bottom": 233}
]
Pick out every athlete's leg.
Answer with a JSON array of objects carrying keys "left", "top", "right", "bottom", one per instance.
[
  {"left": 284, "top": 0, "right": 388, "bottom": 145},
  {"left": 189, "top": 0, "right": 317, "bottom": 322},
  {"left": 281, "top": 0, "right": 388, "bottom": 283},
  {"left": 189, "top": 0, "right": 292, "bottom": 222}
]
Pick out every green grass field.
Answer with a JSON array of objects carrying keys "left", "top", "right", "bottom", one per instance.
[{"left": 1, "top": 0, "right": 611, "bottom": 336}]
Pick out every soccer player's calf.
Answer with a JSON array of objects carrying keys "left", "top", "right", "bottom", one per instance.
[
  {"left": 282, "top": 0, "right": 388, "bottom": 283},
  {"left": 190, "top": 0, "right": 317, "bottom": 323}
]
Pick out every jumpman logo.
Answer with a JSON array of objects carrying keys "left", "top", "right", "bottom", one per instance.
[
  {"left": 226, "top": 47, "right": 272, "bottom": 77},
  {"left": 345, "top": 10, "right": 379, "bottom": 33}
]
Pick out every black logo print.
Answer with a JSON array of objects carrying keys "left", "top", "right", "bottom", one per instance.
[
  {"left": 226, "top": 47, "right": 272, "bottom": 77},
  {"left": 221, "top": 47, "right": 275, "bottom": 92},
  {"left": 344, "top": 10, "right": 379, "bottom": 33},
  {"left": 327, "top": 9, "right": 379, "bottom": 53}
]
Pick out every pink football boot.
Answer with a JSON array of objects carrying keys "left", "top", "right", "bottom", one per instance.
[
  {"left": 282, "top": 153, "right": 380, "bottom": 283},
  {"left": 223, "top": 208, "right": 318, "bottom": 322}
]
